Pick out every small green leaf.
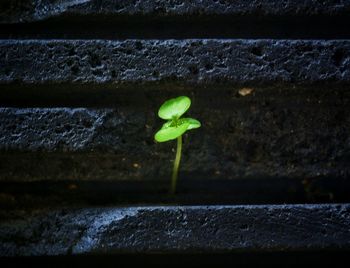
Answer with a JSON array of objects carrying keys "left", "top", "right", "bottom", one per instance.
[
  {"left": 181, "top": 118, "right": 201, "bottom": 130},
  {"left": 155, "top": 122, "right": 190, "bottom": 142},
  {"left": 158, "top": 96, "right": 191, "bottom": 120}
]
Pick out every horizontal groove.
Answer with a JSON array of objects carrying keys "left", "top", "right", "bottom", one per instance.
[
  {"left": 1, "top": 83, "right": 349, "bottom": 107},
  {"left": 1, "top": 178, "right": 350, "bottom": 209},
  {"left": 1, "top": 15, "right": 350, "bottom": 39},
  {"left": 2, "top": 252, "right": 350, "bottom": 266}
]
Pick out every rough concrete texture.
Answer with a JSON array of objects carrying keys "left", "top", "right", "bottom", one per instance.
[
  {"left": 0, "top": 84, "right": 349, "bottom": 181},
  {"left": 1, "top": 40, "right": 350, "bottom": 84},
  {"left": 1, "top": 0, "right": 350, "bottom": 23},
  {"left": 0, "top": 108, "right": 111, "bottom": 151},
  {"left": 0, "top": 204, "right": 349, "bottom": 256}
]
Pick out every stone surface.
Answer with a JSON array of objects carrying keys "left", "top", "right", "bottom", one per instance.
[
  {"left": 0, "top": 108, "right": 110, "bottom": 151},
  {"left": 1, "top": 83, "right": 350, "bottom": 182},
  {"left": 1, "top": 40, "right": 350, "bottom": 84},
  {"left": 1, "top": 0, "right": 350, "bottom": 24},
  {"left": 0, "top": 204, "right": 349, "bottom": 256},
  {"left": 0, "top": 1, "right": 349, "bottom": 261}
]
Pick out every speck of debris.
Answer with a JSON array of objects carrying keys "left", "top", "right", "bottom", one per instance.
[
  {"left": 238, "top": 88, "right": 254, "bottom": 96},
  {"left": 133, "top": 163, "right": 140, "bottom": 168}
]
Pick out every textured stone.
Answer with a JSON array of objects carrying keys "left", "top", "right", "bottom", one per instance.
[
  {"left": 1, "top": 0, "right": 350, "bottom": 24},
  {"left": 1, "top": 40, "right": 350, "bottom": 84},
  {"left": 0, "top": 83, "right": 349, "bottom": 182},
  {"left": 0, "top": 204, "right": 349, "bottom": 256},
  {"left": 0, "top": 108, "right": 111, "bottom": 151}
]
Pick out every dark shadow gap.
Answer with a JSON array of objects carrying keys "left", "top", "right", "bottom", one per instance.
[
  {"left": 1, "top": 251, "right": 350, "bottom": 267},
  {"left": 1, "top": 176, "right": 349, "bottom": 210},
  {"left": 1, "top": 82, "right": 350, "bottom": 108},
  {"left": 1, "top": 14, "right": 350, "bottom": 40}
]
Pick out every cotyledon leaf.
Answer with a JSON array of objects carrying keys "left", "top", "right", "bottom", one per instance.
[
  {"left": 180, "top": 118, "right": 201, "bottom": 130},
  {"left": 158, "top": 96, "right": 191, "bottom": 120},
  {"left": 155, "top": 122, "right": 190, "bottom": 142}
]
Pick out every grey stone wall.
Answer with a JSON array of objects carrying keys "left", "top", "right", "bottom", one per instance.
[
  {"left": 1, "top": 0, "right": 350, "bottom": 257},
  {"left": 0, "top": 0, "right": 349, "bottom": 189},
  {"left": 0, "top": 1, "right": 349, "bottom": 190}
]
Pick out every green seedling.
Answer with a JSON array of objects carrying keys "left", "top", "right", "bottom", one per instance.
[{"left": 154, "top": 96, "right": 201, "bottom": 194}]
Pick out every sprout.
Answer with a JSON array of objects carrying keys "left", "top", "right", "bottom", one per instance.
[{"left": 154, "top": 96, "right": 201, "bottom": 194}]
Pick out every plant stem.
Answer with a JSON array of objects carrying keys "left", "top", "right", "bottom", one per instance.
[{"left": 171, "top": 135, "right": 182, "bottom": 194}]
